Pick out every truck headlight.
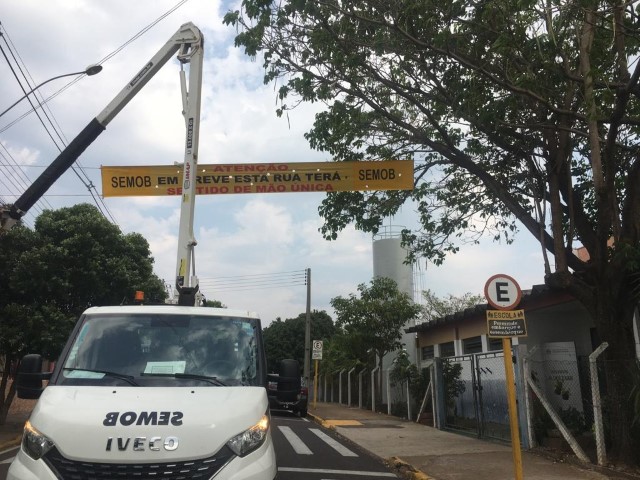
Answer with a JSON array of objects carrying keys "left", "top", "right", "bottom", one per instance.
[
  {"left": 226, "top": 413, "right": 270, "bottom": 457},
  {"left": 22, "top": 421, "right": 54, "bottom": 460}
]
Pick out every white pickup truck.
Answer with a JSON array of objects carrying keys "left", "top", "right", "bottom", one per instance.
[{"left": 9, "top": 305, "right": 277, "bottom": 480}]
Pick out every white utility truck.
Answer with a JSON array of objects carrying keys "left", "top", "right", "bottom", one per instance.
[
  {"left": 9, "top": 306, "right": 276, "bottom": 480},
  {"left": 6, "top": 22, "right": 277, "bottom": 479}
]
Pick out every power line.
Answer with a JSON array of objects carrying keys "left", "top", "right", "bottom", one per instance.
[
  {"left": 198, "top": 269, "right": 308, "bottom": 294},
  {"left": 0, "top": 0, "right": 193, "bottom": 227},
  {"left": 0, "top": 33, "right": 117, "bottom": 225},
  {"left": 0, "top": 28, "right": 114, "bottom": 223}
]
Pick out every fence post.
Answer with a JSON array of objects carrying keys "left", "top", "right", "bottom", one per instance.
[
  {"left": 331, "top": 372, "right": 336, "bottom": 403},
  {"left": 527, "top": 377, "right": 590, "bottom": 462},
  {"left": 523, "top": 346, "right": 538, "bottom": 449},
  {"left": 513, "top": 344, "right": 529, "bottom": 449},
  {"left": 339, "top": 369, "right": 346, "bottom": 405},
  {"left": 386, "top": 369, "right": 392, "bottom": 415},
  {"left": 407, "top": 380, "right": 411, "bottom": 420},
  {"left": 434, "top": 358, "right": 446, "bottom": 429},
  {"left": 416, "top": 360, "right": 434, "bottom": 423},
  {"left": 371, "top": 366, "right": 379, "bottom": 412},
  {"left": 322, "top": 374, "right": 326, "bottom": 402},
  {"left": 590, "top": 342, "right": 609, "bottom": 466},
  {"left": 348, "top": 366, "right": 356, "bottom": 406},
  {"left": 359, "top": 369, "right": 366, "bottom": 409}
]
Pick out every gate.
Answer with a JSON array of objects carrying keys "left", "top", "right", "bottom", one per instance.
[{"left": 441, "top": 352, "right": 510, "bottom": 442}]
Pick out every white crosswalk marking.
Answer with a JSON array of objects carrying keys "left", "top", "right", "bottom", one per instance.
[
  {"left": 310, "top": 428, "right": 358, "bottom": 457},
  {"left": 277, "top": 426, "right": 313, "bottom": 455}
]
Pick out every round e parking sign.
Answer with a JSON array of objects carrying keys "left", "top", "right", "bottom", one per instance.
[{"left": 484, "top": 274, "right": 522, "bottom": 310}]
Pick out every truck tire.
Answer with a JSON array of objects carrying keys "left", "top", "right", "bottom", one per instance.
[{"left": 277, "top": 359, "right": 300, "bottom": 402}]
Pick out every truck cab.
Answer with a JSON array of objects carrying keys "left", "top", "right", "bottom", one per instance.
[{"left": 9, "top": 305, "right": 277, "bottom": 480}]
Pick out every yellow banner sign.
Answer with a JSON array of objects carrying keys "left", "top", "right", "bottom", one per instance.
[{"left": 101, "top": 160, "right": 414, "bottom": 197}]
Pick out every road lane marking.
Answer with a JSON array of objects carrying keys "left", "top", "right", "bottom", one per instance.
[
  {"left": 310, "top": 428, "right": 358, "bottom": 457},
  {"left": 1, "top": 456, "right": 15, "bottom": 464},
  {"left": 277, "top": 426, "right": 313, "bottom": 455},
  {"left": 278, "top": 467, "right": 396, "bottom": 477}
]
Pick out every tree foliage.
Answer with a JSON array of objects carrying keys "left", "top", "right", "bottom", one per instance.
[
  {"left": 262, "top": 310, "right": 335, "bottom": 373},
  {"left": 225, "top": 0, "right": 640, "bottom": 462},
  {"left": 330, "top": 276, "right": 421, "bottom": 404},
  {"left": 0, "top": 204, "right": 167, "bottom": 424},
  {"left": 203, "top": 299, "right": 226, "bottom": 308},
  {"left": 420, "top": 290, "right": 484, "bottom": 324}
]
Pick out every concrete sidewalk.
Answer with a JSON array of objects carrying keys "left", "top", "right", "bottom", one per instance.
[{"left": 307, "top": 402, "right": 637, "bottom": 480}]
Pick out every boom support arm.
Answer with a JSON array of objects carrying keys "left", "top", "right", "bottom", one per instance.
[
  {"left": 0, "top": 22, "right": 204, "bottom": 232},
  {"left": 0, "top": 22, "right": 205, "bottom": 306}
]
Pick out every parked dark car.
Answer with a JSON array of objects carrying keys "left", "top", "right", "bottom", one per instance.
[{"left": 267, "top": 359, "right": 308, "bottom": 417}]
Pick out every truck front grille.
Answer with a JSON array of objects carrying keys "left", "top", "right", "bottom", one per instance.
[{"left": 43, "top": 446, "right": 234, "bottom": 479}]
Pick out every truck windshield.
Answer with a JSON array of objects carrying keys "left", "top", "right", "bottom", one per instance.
[{"left": 62, "top": 313, "right": 260, "bottom": 386}]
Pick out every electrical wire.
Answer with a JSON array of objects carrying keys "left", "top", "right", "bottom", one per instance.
[
  {"left": 0, "top": 34, "right": 117, "bottom": 225},
  {"left": 0, "top": 0, "right": 193, "bottom": 226},
  {"left": 198, "top": 269, "right": 308, "bottom": 294}
]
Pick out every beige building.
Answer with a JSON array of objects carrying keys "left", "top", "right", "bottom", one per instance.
[{"left": 407, "top": 285, "right": 597, "bottom": 364}]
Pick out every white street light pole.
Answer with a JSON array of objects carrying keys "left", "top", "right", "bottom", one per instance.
[{"left": 0, "top": 64, "right": 103, "bottom": 119}]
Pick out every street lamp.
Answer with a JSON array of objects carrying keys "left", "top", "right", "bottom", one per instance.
[{"left": 0, "top": 64, "right": 103, "bottom": 119}]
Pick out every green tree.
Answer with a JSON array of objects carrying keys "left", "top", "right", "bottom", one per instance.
[
  {"left": 203, "top": 299, "right": 226, "bottom": 308},
  {"left": 263, "top": 310, "right": 335, "bottom": 373},
  {"left": 320, "top": 328, "right": 371, "bottom": 378},
  {"left": 420, "top": 290, "right": 484, "bottom": 324},
  {"left": 225, "top": 1, "right": 640, "bottom": 461},
  {"left": 330, "top": 277, "right": 421, "bottom": 407},
  {"left": 0, "top": 204, "right": 167, "bottom": 424}
]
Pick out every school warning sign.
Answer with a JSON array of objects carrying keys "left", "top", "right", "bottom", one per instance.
[{"left": 100, "top": 160, "right": 414, "bottom": 197}]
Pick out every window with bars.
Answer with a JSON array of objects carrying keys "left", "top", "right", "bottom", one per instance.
[
  {"left": 439, "top": 341, "right": 455, "bottom": 357},
  {"left": 488, "top": 337, "right": 503, "bottom": 351},
  {"left": 421, "top": 345, "right": 434, "bottom": 360},
  {"left": 463, "top": 336, "right": 482, "bottom": 354}
]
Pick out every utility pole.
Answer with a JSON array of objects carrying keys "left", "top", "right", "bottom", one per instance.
[{"left": 304, "top": 268, "right": 311, "bottom": 386}]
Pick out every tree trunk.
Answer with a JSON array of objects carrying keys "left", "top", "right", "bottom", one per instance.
[
  {"left": 0, "top": 355, "right": 17, "bottom": 426},
  {"left": 593, "top": 283, "right": 638, "bottom": 465}
]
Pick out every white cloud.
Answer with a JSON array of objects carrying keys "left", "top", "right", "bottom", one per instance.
[{"left": 0, "top": 0, "right": 548, "bottom": 326}]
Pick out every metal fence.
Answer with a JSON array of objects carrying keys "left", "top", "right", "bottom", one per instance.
[
  {"left": 313, "top": 343, "right": 623, "bottom": 468},
  {"left": 523, "top": 343, "right": 608, "bottom": 465}
]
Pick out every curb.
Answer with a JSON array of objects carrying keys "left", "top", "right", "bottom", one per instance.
[
  {"left": 307, "top": 412, "right": 435, "bottom": 480},
  {"left": 388, "top": 456, "right": 436, "bottom": 480},
  {"left": 307, "top": 412, "right": 332, "bottom": 430}
]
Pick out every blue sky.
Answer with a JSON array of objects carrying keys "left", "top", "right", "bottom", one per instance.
[{"left": 0, "top": 0, "right": 547, "bottom": 325}]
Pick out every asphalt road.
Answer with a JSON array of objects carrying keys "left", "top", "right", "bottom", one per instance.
[
  {"left": 0, "top": 445, "right": 17, "bottom": 479},
  {"left": 0, "top": 411, "right": 401, "bottom": 479},
  {"left": 271, "top": 410, "right": 400, "bottom": 479}
]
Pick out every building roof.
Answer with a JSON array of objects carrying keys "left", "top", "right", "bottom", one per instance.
[{"left": 406, "top": 284, "right": 576, "bottom": 333}]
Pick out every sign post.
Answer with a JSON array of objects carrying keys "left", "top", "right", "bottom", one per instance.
[
  {"left": 484, "top": 274, "right": 526, "bottom": 480},
  {"left": 312, "top": 340, "right": 323, "bottom": 409}
]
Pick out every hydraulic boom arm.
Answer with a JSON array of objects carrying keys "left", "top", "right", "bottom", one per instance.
[{"left": 0, "top": 22, "right": 204, "bottom": 306}]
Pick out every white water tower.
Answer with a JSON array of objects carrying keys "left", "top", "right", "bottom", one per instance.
[{"left": 372, "top": 225, "right": 417, "bottom": 369}]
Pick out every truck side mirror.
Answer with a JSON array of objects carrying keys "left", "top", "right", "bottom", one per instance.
[{"left": 16, "top": 354, "right": 52, "bottom": 399}]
